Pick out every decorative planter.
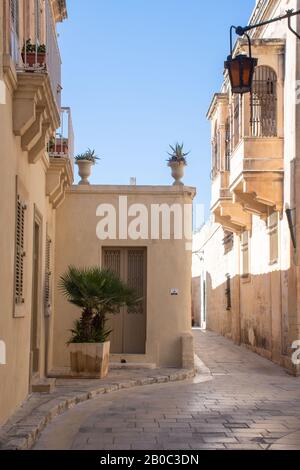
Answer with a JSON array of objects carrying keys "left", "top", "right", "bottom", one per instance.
[
  {"left": 22, "top": 52, "right": 46, "bottom": 68},
  {"left": 69, "top": 341, "right": 110, "bottom": 379},
  {"left": 168, "top": 161, "right": 186, "bottom": 186},
  {"left": 76, "top": 159, "right": 94, "bottom": 185}
]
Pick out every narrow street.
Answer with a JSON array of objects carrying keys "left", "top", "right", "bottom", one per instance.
[{"left": 34, "top": 331, "right": 300, "bottom": 450}]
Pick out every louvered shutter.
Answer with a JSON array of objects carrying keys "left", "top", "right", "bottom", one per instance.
[
  {"left": 15, "top": 194, "right": 26, "bottom": 304},
  {"left": 44, "top": 236, "right": 52, "bottom": 314}
]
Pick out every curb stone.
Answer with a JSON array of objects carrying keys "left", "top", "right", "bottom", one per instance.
[{"left": 0, "top": 368, "right": 195, "bottom": 450}]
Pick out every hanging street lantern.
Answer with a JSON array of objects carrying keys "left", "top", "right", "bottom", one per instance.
[
  {"left": 225, "top": 53, "right": 258, "bottom": 94},
  {"left": 225, "top": 27, "right": 258, "bottom": 95}
]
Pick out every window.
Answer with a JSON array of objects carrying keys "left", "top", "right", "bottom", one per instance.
[
  {"left": 44, "top": 235, "right": 52, "bottom": 315},
  {"left": 223, "top": 230, "right": 234, "bottom": 254},
  {"left": 225, "top": 117, "right": 231, "bottom": 171},
  {"left": 35, "top": 0, "right": 42, "bottom": 44},
  {"left": 211, "top": 124, "right": 220, "bottom": 179},
  {"left": 268, "top": 211, "right": 279, "bottom": 265},
  {"left": 15, "top": 195, "right": 26, "bottom": 306},
  {"left": 233, "top": 95, "right": 240, "bottom": 148},
  {"left": 10, "top": 0, "right": 19, "bottom": 63},
  {"left": 241, "top": 231, "right": 250, "bottom": 278},
  {"left": 225, "top": 274, "right": 231, "bottom": 311},
  {"left": 251, "top": 66, "right": 277, "bottom": 137}
]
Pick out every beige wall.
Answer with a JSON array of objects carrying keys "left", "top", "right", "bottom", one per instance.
[
  {"left": 52, "top": 185, "right": 195, "bottom": 370},
  {"left": 0, "top": 69, "right": 57, "bottom": 425},
  {"left": 0, "top": 0, "right": 67, "bottom": 425}
]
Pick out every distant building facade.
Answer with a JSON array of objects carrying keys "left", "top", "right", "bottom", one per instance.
[{"left": 193, "top": 0, "right": 300, "bottom": 376}]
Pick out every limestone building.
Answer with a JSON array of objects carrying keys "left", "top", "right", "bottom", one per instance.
[
  {"left": 0, "top": 0, "right": 195, "bottom": 426},
  {"left": 193, "top": 0, "right": 300, "bottom": 376}
]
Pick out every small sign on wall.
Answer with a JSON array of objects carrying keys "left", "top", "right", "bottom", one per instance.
[{"left": 170, "top": 289, "right": 179, "bottom": 296}]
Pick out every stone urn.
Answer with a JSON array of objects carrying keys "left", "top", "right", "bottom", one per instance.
[
  {"left": 69, "top": 341, "right": 110, "bottom": 378},
  {"left": 76, "top": 159, "right": 94, "bottom": 185},
  {"left": 168, "top": 161, "right": 186, "bottom": 186}
]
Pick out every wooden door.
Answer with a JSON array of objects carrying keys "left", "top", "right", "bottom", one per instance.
[{"left": 103, "top": 248, "right": 146, "bottom": 354}]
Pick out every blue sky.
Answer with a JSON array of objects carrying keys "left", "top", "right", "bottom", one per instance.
[{"left": 58, "top": 0, "right": 254, "bottom": 216}]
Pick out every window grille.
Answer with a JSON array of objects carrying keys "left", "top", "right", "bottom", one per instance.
[{"left": 251, "top": 66, "right": 277, "bottom": 137}]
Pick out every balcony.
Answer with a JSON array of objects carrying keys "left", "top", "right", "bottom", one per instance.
[
  {"left": 229, "top": 136, "right": 284, "bottom": 215},
  {"left": 46, "top": 108, "right": 74, "bottom": 209},
  {"left": 211, "top": 171, "right": 251, "bottom": 233},
  {"left": 4, "top": 0, "right": 63, "bottom": 163}
]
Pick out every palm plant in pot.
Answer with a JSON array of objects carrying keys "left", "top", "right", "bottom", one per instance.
[
  {"left": 59, "top": 266, "right": 140, "bottom": 378},
  {"left": 167, "top": 143, "right": 189, "bottom": 186},
  {"left": 75, "top": 149, "right": 99, "bottom": 185}
]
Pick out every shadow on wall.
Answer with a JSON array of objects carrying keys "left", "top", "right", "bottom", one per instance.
[{"left": 197, "top": 267, "right": 299, "bottom": 374}]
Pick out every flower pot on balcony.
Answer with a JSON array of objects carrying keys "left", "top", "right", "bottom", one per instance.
[
  {"left": 49, "top": 143, "right": 69, "bottom": 155},
  {"left": 76, "top": 159, "right": 94, "bottom": 185},
  {"left": 168, "top": 161, "right": 186, "bottom": 186},
  {"left": 69, "top": 342, "right": 110, "bottom": 379},
  {"left": 22, "top": 52, "right": 46, "bottom": 68}
]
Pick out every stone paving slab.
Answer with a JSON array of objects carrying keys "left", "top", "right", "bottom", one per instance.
[
  {"left": 0, "top": 367, "right": 194, "bottom": 450},
  {"left": 31, "top": 330, "right": 300, "bottom": 451}
]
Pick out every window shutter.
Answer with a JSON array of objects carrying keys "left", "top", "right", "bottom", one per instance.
[
  {"left": 127, "top": 249, "right": 145, "bottom": 315},
  {"left": 44, "top": 236, "right": 52, "bottom": 312},
  {"left": 15, "top": 194, "right": 26, "bottom": 304}
]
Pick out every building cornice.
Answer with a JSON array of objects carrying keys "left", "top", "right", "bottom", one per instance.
[
  {"left": 51, "top": 0, "right": 68, "bottom": 23},
  {"left": 206, "top": 93, "right": 228, "bottom": 121},
  {"left": 68, "top": 185, "right": 197, "bottom": 199},
  {"left": 248, "top": 0, "right": 281, "bottom": 37}
]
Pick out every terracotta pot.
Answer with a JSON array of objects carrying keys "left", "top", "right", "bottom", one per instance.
[
  {"left": 69, "top": 341, "right": 110, "bottom": 379},
  {"left": 168, "top": 161, "right": 186, "bottom": 186},
  {"left": 76, "top": 159, "right": 94, "bottom": 185},
  {"left": 49, "top": 143, "right": 69, "bottom": 154},
  {"left": 22, "top": 52, "right": 46, "bottom": 68}
]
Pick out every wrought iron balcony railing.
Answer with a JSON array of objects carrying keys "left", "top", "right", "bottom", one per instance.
[
  {"left": 48, "top": 107, "right": 74, "bottom": 170},
  {"left": 10, "top": 0, "right": 62, "bottom": 111}
]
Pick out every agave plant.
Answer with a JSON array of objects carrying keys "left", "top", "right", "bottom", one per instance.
[
  {"left": 59, "top": 266, "right": 140, "bottom": 344},
  {"left": 75, "top": 148, "right": 100, "bottom": 163},
  {"left": 167, "top": 143, "right": 189, "bottom": 165}
]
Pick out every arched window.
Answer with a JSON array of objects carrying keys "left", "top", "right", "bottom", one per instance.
[{"left": 251, "top": 66, "right": 277, "bottom": 137}]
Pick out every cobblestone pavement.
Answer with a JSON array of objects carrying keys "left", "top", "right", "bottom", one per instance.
[{"left": 34, "top": 330, "right": 300, "bottom": 450}]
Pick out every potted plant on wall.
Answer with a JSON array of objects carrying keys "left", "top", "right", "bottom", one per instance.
[
  {"left": 167, "top": 143, "right": 189, "bottom": 186},
  {"left": 59, "top": 266, "right": 139, "bottom": 378},
  {"left": 75, "top": 149, "right": 99, "bottom": 185},
  {"left": 22, "top": 39, "right": 46, "bottom": 68}
]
